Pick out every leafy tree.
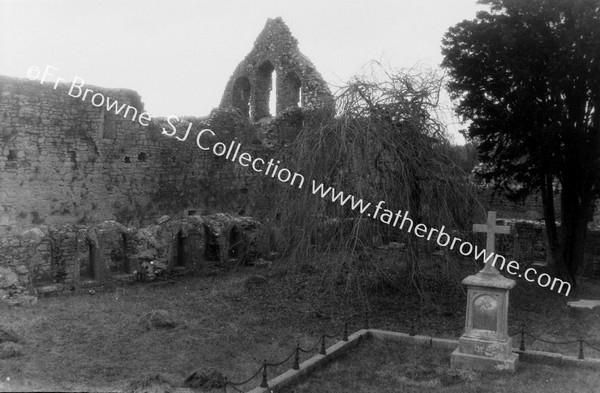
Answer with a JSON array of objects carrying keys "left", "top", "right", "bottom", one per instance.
[{"left": 441, "top": 0, "right": 600, "bottom": 284}]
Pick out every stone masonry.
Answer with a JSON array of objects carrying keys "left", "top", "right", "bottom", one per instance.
[
  {"left": 0, "top": 17, "right": 324, "bottom": 304},
  {"left": 219, "top": 17, "right": 333, "bottom": 120},
  {"left": 0, "top": 76, "right": 266, "bottom": 235}
]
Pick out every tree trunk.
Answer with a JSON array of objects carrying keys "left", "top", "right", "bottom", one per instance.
[
  {"left": 541, "top": 172, "right": 591, "bottom": 287},
  {"left": 540, "top": 173, "right": 559, "bottom": 268},
  {"left": 554, "top": 175, "right": 592, "bottom": 286}
]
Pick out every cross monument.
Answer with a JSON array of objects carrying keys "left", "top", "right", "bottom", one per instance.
[
  {"left": 451, "top": 211, "right": 519, "bottom": 373},
  {"left": 473, "top": 211, "right": 511, "bottom": 274}
]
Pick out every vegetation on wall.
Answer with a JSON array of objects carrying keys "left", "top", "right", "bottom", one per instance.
[{"left": 252, "top": 62, "right": 484, "bottom": 300}]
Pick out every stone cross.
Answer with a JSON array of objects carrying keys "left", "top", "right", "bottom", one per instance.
[{"left": 473, "top": 211, "right": 510, "bottom": 274}]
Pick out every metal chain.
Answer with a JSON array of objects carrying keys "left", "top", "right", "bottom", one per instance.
[
  {"left": 525, "top": 332, "right": 580, "bottom": 345},
  {"left": 226, "top": 364, "right": 265, "bottom": 386},
  {"left": 218, "top": 320, "right": 356, "bottom": 390},
  {"left": 584, "top": 341, "right": 600, "bottom": 353},
  {"left": 266, "top": 349, "right": 296, "bottom": 367}
]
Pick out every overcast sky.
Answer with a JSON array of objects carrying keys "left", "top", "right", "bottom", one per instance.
[{"left": 0, "top": 0, "right": 485, "bottom": 144}]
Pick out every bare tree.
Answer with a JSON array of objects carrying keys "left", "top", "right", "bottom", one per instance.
[{"left": 253, "top": 62, "right": 483, "bottom": 302}]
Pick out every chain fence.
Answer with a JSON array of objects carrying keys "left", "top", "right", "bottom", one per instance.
[
  {"left": 186, "top": 312, "right": 600, "bottom": 392},
  {"left": 510, "top": 324, "right": 600, "bottom": 360},
  {"left": 207, "top": 311, "right": 370, "bottom": 392}
]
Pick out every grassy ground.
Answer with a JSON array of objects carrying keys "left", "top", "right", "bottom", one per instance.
[
  {"left": 292, "top": 339, "right": 600, "bottom": 393},
  {"left": 0, "top": 253, "right": 599, "bottom": 392}
]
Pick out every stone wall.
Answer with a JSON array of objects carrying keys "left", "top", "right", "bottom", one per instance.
[
  {"left": 0, "top": 76, "right": 267, "bottom": 235},
  {"left": 219, "top": 17, "right": 333, "bottom": 120},
  {"left": 488, "top": 191, "right": 600, "bottom": 278},
  {"left": 492, "top": 220, "right": 600, "bottom": 279},
  {"left": 0, "top": 213, "right": 261, "bottom": 303}
]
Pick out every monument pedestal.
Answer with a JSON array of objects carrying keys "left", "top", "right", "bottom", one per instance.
[
  {"left": 451, "top": 270, "right": 519, "bottom": 373},
  {"left": 451, "top": 347, "right": 518, "bottom": 372}
]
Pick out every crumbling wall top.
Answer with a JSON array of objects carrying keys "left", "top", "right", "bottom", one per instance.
[{"left": 219, "top": 17, "right": 333, "bottom": 120}]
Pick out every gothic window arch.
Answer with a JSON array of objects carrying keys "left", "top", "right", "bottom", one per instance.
[
  {"left": 253, "top": 61, "right": 275, "bottom": 120},
  {"left": 280, "top": 71, "right": 302, "bottom": 112},
  {"left": 232, "top": 76, "right": 251, "bottom": 118}
]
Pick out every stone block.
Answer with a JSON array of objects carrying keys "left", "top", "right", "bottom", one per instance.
[
  {"left": 458, "top": 335, "right": 513, "bottom": 358},
  {"left": 14, "top": 265, "right": 28, "bottom": 275},
  {"left": 37, "top": 283, "right": 64, "bottom": 295},
  {"left": 0, "top": 267, "right": 18, "bottom": 288},
  {"left": 451, "top": 348, "right": 518, "bottom": 373},
  {"left": 5, "top": 295, "right": 37, "bottom": 307},
  {"left": 567, "top": 299, "right": 600, "bottom": 310}
]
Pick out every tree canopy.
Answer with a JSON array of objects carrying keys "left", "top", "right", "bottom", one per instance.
[{"left": 442, "top": 0, "right": 600, "bottom": 282}]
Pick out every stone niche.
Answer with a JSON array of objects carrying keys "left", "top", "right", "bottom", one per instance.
[
  {"left": 128, "top": 213, "right": 261, "bottom": 273},
  {"left": 219, "top": 17, "right": 333, "bottom": 121},
  {"left": 93, "top": 221, "right": 130, "bottom": 276},
  {"left": 0, "top": 213, "right": 263, "bottom": 304}
]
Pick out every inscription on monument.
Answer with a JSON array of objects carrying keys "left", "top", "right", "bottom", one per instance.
[{"left": 472, "top": 294, "right": 498, "bottom": 332}]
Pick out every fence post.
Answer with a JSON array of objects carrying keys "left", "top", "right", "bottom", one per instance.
[
  {"left": 364, "top": 310, "right": 369, "bottom": 329},
  {"left": 343, "top": 322, "right": 349, "bottom": 341},
  {"left": 579, "top": 339, "right": 584, "bottom": 360},
  {"left": 293, "top": 344, "right": 300, "bottom": 370},
  {"left": 320, "top": 335, "right": 326, "bottom": 355},
  {"left": 260, "top": 360, "right": 268, "bottom": 388},
  {"left": 520, "top": 329, "right": 526, "bottom": 351},
  {"left": 222, "top": 376, "right": 227, "bottom": 393}
]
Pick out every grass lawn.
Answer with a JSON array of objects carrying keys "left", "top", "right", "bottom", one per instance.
[
  {"left": 292, "top": 338, "right": 600, "bottom": 393},
  {"left": 0, "top": 254, "right": 599, "bottom": 392}
]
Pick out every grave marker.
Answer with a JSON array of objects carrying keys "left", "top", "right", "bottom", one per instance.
[
  {"left": 472, "top": 211, "right": 510, "bottom": 273},
  {"left": 451, "top": 211, "right": 519, "bottom": 373}
]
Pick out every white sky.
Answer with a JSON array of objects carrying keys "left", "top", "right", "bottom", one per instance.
[{"left": 0, "top": 0, "right": 485, "bottom": 145}]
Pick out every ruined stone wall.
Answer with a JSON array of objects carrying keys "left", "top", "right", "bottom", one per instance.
[
  {"left": 219, "top": 17, "right": 333, "bottom": 120},
  {"left": 0, "top": 76, "right": 265, "bottom": 235},
  {"left": 493, "top": 220, "right": 600, "bottom": 279},
  {"left": 0, "top": 213, "right": 262, "bottom": 304},
  {"left": 489, "top": 191, "right": 600, "bottom": 277}
]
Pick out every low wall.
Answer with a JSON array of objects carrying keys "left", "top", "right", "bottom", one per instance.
[{"left": 0, "top": 213, "right": 261, "bottom": 305}]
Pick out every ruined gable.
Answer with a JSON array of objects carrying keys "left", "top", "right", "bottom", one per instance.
[
  {"left": 0, "top": 17, "right": 328, "bottom": 302},
  {"left": 219, "top": 17, "right": 333, "bottom": 120}
]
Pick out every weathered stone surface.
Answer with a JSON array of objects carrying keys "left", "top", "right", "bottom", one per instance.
[
  {"left": 37, "top": 284, "right": 64, "bottom": 295},
  {"left": 458, "top": 336, "right": 513, "bottom": 358},
  {"left": 0, "top": 342, "right": 23, "bottom": 358},
  {"left": 184, "top": 369, "right": 226, "bottom": 389},
  {"left": 0, "top": 267, "right": 18, "bottom": 288},
  {"left": 139, "top": 310, "right": 177, "bottom": 330},
  {"left": 0, "top": 75, "right": 261, "bottom": 236},
  {"left": 567, "top": 299, "right": 600, "bottom": 309},
  {"left": 0, "top": 18, "right": 324, "bottom": 290},
  {"left": 243, "top": 275, "right": 268, "bottom": 289},
  {"left": 14, "top": 265, "right": 28, "bottom": 275},
  {"left": 220, "top": 17, "right": 333, "bottom": 120},
  {"left": 18, "top": 227, "right": 45, "bottom": 242},
  {"left": 5, "top": 295, "right": 37, "bottom": 307},
  {"left": 451, "top": 348, "right": 518, "bottom": 373},
  {"left": 453, "top": 213, "right": 518, "bottom": 373}
]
